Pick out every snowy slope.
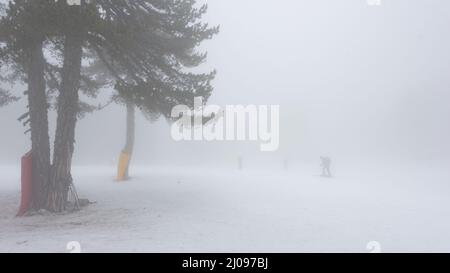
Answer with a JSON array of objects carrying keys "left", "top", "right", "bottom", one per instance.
[{"left": 1, "top": 164, "right": 450, "bottom": 253}]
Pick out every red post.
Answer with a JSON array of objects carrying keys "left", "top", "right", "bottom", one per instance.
[{"left": 17, "top": 151, "right": 33, "bottom": 217}]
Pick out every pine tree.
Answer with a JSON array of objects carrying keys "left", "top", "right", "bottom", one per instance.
[
  {"left": 65, "top": 0, "right": 218, "bottom": 181},
  {"left": 0, "top": 0, "right": 60, "bottom": 209},
  {"left": 1, "top": 0, "right": 218, "bottom": 212},
  {"left": 104, "top": 1, "right": 218, "bottom": 180},
  {"left": 47, "top": 0, "right": 218, "bottom": 211}
]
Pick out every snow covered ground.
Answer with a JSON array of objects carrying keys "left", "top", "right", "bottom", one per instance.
[{"left": 1, "top": 163, "right": 450, "bottom": 253}]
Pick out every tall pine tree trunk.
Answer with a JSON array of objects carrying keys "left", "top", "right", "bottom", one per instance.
[
  {"left": 47, "top": 30, "right": 83, "bottom": 212},
  {"left": 123, "top": 102, "right": 135, "bottom": 179},
  {"left": 27, "top": 40, "right": 51, "bottom": 210}
]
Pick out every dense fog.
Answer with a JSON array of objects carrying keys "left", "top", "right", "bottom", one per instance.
[{"left": 2, "top": 0, "right": 450, "bottom": 169}]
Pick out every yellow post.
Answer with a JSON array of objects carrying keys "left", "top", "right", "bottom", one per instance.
[{"left": 116, "top": 151, "right": 130, "bottom": 181}]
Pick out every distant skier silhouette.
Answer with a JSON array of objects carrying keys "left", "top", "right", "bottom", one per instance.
[
  {"left": 238, "top": 156, "right": 243, "bottom": 171},
  {"left": 283, "top": 158, "right": 289, "bottom": 171},
  {"left": 320, "top": 156, "right": 332, "bottom": 177}
]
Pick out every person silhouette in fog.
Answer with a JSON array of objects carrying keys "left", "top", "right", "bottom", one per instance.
[{"left": 320, "top": 156, "right": 332, "bottom": 177}]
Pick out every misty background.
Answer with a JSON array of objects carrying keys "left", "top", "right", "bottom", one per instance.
[{"left": 1, "top": 0, "right": 450, "bottom": 170}]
